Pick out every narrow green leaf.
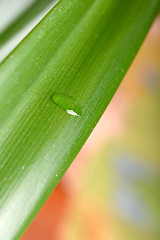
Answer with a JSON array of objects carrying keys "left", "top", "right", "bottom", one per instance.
[
  {"left": 0, "top": 0, "right": 159, "bottom": 239},
  {"left": 0, "top": 0, "right": 58, "bottom": 45},
  {"left": 0, "top": 0, "right": 58, "bottom": 62}
]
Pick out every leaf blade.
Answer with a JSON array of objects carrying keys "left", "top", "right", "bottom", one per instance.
[{"left": 0, "top": 0, "right": 159, "bottom": 239}]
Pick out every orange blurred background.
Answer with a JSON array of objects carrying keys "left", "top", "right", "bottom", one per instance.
[{"left": 22, "top": 15, "right": 160, "bottom": 240}]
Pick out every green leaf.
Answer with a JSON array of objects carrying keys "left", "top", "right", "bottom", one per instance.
[
  {"left": 0, "top": 0, "right": 159, "bottom": 239},
  {"left": 0, "top": 0, "right": 58, "bottom": 62}
]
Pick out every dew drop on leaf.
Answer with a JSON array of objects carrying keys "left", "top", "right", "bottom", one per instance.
[{"left": 51, "top": 94, "right": 82, "bottom": 116}]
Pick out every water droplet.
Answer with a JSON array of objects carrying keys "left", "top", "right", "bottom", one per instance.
[
  {"left": 21, "top": 166, "right": 25, "bottom": 170},
  {"left": 56, "top": 174, "right": 58, "bottom": 177},
  {"left": 51, "top": 94, "right": 82, "bottom": 116},
  {"left": 66, "top": 110, "right": 79, "bottom": 116}
]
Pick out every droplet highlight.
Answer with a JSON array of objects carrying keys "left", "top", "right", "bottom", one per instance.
[{"left": 51, "top": 94, "right": 82, "bottom": 116}]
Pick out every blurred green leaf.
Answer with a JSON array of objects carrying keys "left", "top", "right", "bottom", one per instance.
[{"left": 0, "top": 0, "right": 58, "bottom": 61}]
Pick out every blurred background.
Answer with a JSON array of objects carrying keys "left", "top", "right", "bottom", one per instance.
[{"left": 0, "top": 1, "right": 160, "bottom": 239}]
